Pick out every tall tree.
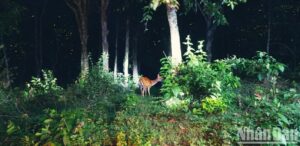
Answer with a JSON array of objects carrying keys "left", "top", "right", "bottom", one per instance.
[
  {"left": 123, "top": 18, "right": 130, "bottom": 86},
  {"left": 113, "top": 18, "right": 119, "bottom": 79},
  {"left": 184, "top": 0, "right": 246, "bottom": 62},
  {"left": 130, "top": 0, "right": 143, "bottom": 85},
  {"left": 65, "top": 0, "right": 89, "bottom": 76},
  {"left": 266, "top": 0, "right": 271, "bottom": 54},
  {"left": 101, "top": 0, "right": 110, "bottom": 71},
  {"left": 166, "top": 3, "right": 182, "bottom": 66},
  {"left": 150, "top": 0, "right": 182, "bottom": 66},
  {"left": 132, "top": 33, "right": 139, "bottom": 86},
  {"left": 198, "top": 1, "right": 222, "bottom": 62},
  {"left": 0, "top": 0, "right": 22, "bottom": 87},
  {"left": 34, "top": 0, "right": 48, "bottom": 77}
]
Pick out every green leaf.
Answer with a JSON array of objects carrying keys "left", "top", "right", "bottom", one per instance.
[
  {"left": 7, "top": 126, "right": 17, "bottom": 135},
  {"left": 257, "top": 73, "right": 263, "bottom": 81},
  {"left": 35, "top": 132, "right": 42, "bottom": 136},
  {"left": 150, "top": 0, "right": 160, "bottom": 10},
  {"left": 44, "top": 119, "right": 53, "bottom": 124},
  {"left": 63, "top": 134, "right": 70, "bottom": 145},
  {"left": 278, "top": 113, "right": 290, "bottom": 125},
  {"left": 6, "top": 121, "right": 18, "bottom": 135},
  {"left": 171, "top": 86, "right": 181, "bottom": 97},
  {"left": 229, "top": 1, "right": 236, "bottom": 9},
  {"left": 278, "top": 64, "right": 285, "bottom": 72}
]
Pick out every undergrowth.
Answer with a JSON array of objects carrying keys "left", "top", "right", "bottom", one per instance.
[{"left": 0, "top": 37, "right": 299, "bottom": 145}]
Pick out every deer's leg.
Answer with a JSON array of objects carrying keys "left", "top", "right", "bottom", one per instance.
[
  {"left": 148, "top": 88, "right": 151, "bottom": 96},
  {"left": 142, "top": 87, "right": 146, "bottom": 97},
  {"left": 139, "top": 85, "right": 143, "bottom": 96},
  {"left": 144, "top": 88, "right": 147, "bottom": 96}
]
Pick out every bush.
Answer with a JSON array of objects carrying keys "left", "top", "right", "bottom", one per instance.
[
  {"left": 65, "top": 57, "right": 132, "bottom": 122},
  {"left": 20, "top": 70, "right": 64, "bottom": 113},
  {"left": 2, "top": 108, "right": 111, "bottom": 145},
  {"left": 0, "top": 89, "right": 28, "bottom": 144},
  {"left": 201, "top": 96, "right": 227, "bottom": 114},
  {"left": 0, "top": 88, "right": 9, "bottom": 140},
  {"left": 24, "top": 70, "right": 62, "bottom": 98},
  {"left": 223, "top": 51, "right": 285, "bottom": 82},
  {"left": 0, "top": 57, "right": 133, "bottom": 145},
  {"left": 160, "top": 36, "right": 240, "bottom": 113}
]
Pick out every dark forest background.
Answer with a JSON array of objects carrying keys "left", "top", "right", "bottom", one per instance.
[{"left": 1, "top": 0, "right": 299, "bottom": 86}]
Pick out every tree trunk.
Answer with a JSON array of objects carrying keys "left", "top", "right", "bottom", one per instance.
[
  {"left": 81, "top": 43, "right": 88, "bottom": 76},
  {"left": 65, "top": 0, "right": 89, "bottom": 76},
  {"left": 79, "top": 18, "right": 89, "bottom": 76},
  {"left": 33, "top": 0, "right": 48, "bottom": 77},
  {"left": 266, "top": 0, "right": 272, "bottom": 54},
  {"left": 52, "top": 31, "right": 60, "bottom": 71},
  {"left": 132, "top": 35, "right": 139, "bottom": 86},
  {"left": 123, "top": 18, "right": 130, "bottom": 86},
  {"left": 101, "top": 0, "right": 109, "bottom": 71},
  {"left": 0, "top": 34, "right": 10, "bottom": 88},
  {"left": 39, "top": 0, "right": 47, "bottom": 71},
  {"left": 113, "top": 21, "right": 119, "bottom": 79},
  {"left": 113, "top": 44, "right": 118, "bottom": 79},
  {"left": 34, "top": 14, "right": 41, "bottom": 77},
  {"left": 2, "top": 47, "right": 10, "bottom": 88},
  {"left": 205, "top": 19, "right": 217, "bottom": 62},
  {"left": 166, "top": 4, "right": 182, "bottom": 66}
]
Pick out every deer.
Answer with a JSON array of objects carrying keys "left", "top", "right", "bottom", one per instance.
[{"left": 139, "top": 74, "right": 162, "bottom": 96}]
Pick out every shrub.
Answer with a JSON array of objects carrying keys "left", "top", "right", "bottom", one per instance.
[
  {"left": 24, "top": 70, "right": 62, "bottom": 99},
  {"left": 201, "top": 96, "right": 227, "bottom": 114},
  {"left": 0, "top": 87, "right": 29, "bottom": 144},
  {"left": 66, "top": 57, "right": 132, "bottom": 122},
  {"left": 160, "top": 36, "right": 240, "bottom": 112},
  {"left": 20, "top": 70, "right": 64, "bottom": 113},
  {"left": 1, "top": 56, "right": 133, "bottom": 145},
  {"left": 75, "top": 56, "right": 133, "bottom": 100},
  {"left": 6, "top": 108, "right": 111, "bottom": 145},
  {"left": 223, "top": 51, "right": 285, "bottom": 82},
  {"left": 0, "top": 88, "right": 11, "bottom": 141}
]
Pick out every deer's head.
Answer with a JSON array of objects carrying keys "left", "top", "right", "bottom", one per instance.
[{"left": 156, "top": 74, "right": 163, "bottom": 82}]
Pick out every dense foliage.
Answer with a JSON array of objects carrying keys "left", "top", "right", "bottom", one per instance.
[
  {"left": 0, "top": 0, "right": 299, "bottom": 145},
  {"left": 2, "top": 36, "right": 298, "bottom": 145},
  {"left": 160, "top": 36, "right": 240, "bottom": 114},
  {"left": 0, "top": 58, "right": 131, "bottom": 145},
  {"left": 113, "top": 37, "right": 300, "bottom": 145}
]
